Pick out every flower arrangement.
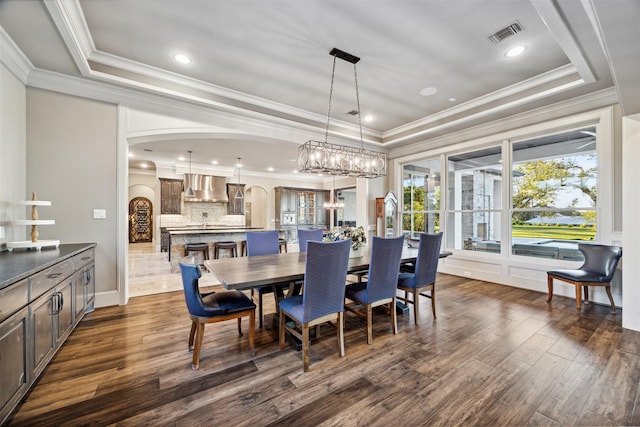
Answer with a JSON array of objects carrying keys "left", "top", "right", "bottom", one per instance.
[{"left": 324, "top": 225, "right": 367, "bottom": 250}]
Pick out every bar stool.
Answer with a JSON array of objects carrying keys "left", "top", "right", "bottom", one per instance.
[
  {"left": 184, "top": 242, "right": 210, "bottom": 265},
  {"left": 214, "top": 241, "right": 238, "bottom": 259},
  {"left": 279, "top": 238, "right": 288, "bottom": 253},
  {"left": 240, "top": 240, "right": 247, "bottom": 256}
]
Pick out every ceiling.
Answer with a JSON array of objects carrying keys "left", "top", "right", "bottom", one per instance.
[{"left": 1, "top": 0, "right": 638, "bottom": 176}]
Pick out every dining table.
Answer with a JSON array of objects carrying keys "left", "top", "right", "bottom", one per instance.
[
  {"left": 204, "top": 244, "right": 451, "bottom": 296},
  {"left": 204, "top": 244, "right": 451, "bottom": 349}
]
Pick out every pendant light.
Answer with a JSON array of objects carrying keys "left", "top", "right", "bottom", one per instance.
[
  {"left": 234, "top": 157, "right": 244, "bottom": 199},
  {"left": 185, "top": 150, "right": 194, "bottom": 196},
  {"left": 298, "top": 47, "right": 386, "bottom": 178},
  {"left": 324, "top": 175, "right": 344, "bottom": 210}
]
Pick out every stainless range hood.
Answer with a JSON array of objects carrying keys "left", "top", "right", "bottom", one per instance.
[{"left": 184, "top": 174, "right": 229, "bottom": 203}]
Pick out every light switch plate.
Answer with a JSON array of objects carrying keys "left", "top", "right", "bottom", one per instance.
[{"left": 93, "top": 209, "right": 106, "bottom": 219}]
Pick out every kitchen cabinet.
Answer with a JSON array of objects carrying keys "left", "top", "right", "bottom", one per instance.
[
  {"left": 0, "top": 283, "right": 29, "bottom": 422},
  {"left": 226, "top": 183, "right": 245, "bottom": 215},
  {"left": 275, "top": 187, "right": 329, "bottom": 242},
  {"left": 160, "top": 178, "right": 183, "bottom": 214},
  {"left": 0, "top": 244, "right": 96, "bottom": 424}
]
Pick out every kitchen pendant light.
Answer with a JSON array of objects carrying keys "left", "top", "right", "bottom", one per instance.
[
  {"left": 298, "top": 47, "right": 386, "bottom": 178},
  {"left": 234, "top": 157, "right": 244, "bottom": 199},
  {"left": 185, "top": 150, "right": 194, "bottom": 196},
  {"left": 324, "top": 175, "right": 344, "bottom": 210}
]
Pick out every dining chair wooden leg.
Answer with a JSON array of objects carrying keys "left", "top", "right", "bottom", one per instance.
[
  {"left": 302, "top": 323, "right": 310, "bottom": 372},
  {"left": 188, "top": 320, "right": 197, "bottom": 350},
  {"left": 431, "top": 286, "right": 437, "bottom": 318},
  {"left": 237, "top": 318, "right": 243, "bottom": 336},
  {"left": 192, "top": 322, "right": 205, "bottom": 370},
  {"left": 337, "top": 312, "right": 345, "bottom": 357},
  {"left": 366, "top": 304, "right": 373, "bottom": 345},
  {"left": 390, "top": 298, "right": 397, "bottom": 335},
  {"left": 278, "top": 311, "right": 287, "bottom": 350},
  {"left": 413, "top": 289, "right": 420, "bottom": 325},
  {"left": 605, "top": 285, "right": 617, "bottom": 314},
  {"left": 547, "top": 275, "right": 554, "bottom": 302},
  {"left": 575, "top": 285, "right": 583, "bottom": 311},
  {"left": 249, "top": 310, "right": 256, "bottom": 355},
  {"left": 584, "top": 286, "right": 590, "bottom": 304}
]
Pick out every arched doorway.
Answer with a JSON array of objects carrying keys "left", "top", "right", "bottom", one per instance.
[
  {"left": 245, "top": 186, "right": 267, "bottom": 229},
  {"left": 129, "top": 197, "right": 153, "bottom": 243}
]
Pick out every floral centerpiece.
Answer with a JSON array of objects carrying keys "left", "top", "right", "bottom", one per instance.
[{"left": 324, "top": 226, "right": 367, "bottom": 250}]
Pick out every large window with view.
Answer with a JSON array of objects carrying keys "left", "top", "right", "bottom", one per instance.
[
  {"left": 402, "top": 159, "right": 441, "bottom": 239},
  {"left": 510, "top": 127, "right": 597, "bottom": 260},
  {"left": 445, "top": 146, "right": 503, "bottom": 252}
]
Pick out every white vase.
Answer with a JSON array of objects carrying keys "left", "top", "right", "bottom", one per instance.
[{"left": 349, "top": 246, "right": 363, "bottom": 258}]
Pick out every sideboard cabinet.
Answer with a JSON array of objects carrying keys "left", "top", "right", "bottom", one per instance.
[{"left": 0, "top": 243, "right": 96, "bottom": 424}]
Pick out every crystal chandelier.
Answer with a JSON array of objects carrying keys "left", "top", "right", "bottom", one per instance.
[{"left": 298, "top": 48, "right": 386, "bottom": 178}]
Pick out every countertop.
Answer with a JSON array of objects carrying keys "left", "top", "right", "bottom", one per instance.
[
  {"left": 0, "top": 243, "right": 96, "bottom": 290},
  {"left": 166, "top": 225, "right": 263, "bottom": 235}
]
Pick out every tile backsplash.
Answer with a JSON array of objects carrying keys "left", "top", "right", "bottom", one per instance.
[{"left": 160, "top": 202, "right": 245, "bottom": 227}]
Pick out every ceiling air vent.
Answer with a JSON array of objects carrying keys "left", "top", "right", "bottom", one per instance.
[{"left": 488, "top": 21, "right": 524, "bottom": 44}]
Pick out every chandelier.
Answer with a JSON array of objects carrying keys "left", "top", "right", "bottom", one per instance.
[
  {"left": 324, "top": 176, "right": 345, "bottom": 210},
  {"left": 298, "top": 48, "right": 386, "bottom": 178}
]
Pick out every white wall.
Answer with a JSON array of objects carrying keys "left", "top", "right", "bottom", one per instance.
[
  {"left": 26, "top": 88, "right": 119, "bottom": 306},
  {"left": 0, "top": 62, "right": 26, "bottom": 246},
  {"left": 622, "top": 114, "right": 640, "bottom": 330}
]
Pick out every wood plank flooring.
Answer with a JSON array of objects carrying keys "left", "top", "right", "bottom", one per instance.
[{"left": 7, "top": 245, "right": 640, "bottom": 426}]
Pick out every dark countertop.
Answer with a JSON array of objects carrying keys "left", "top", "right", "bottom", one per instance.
[
  {"left": 166, "top": 226, "right": 263, "bottom": 235},
  {"left": 0, "top": 243, "right": 96, "bottom": 290}
]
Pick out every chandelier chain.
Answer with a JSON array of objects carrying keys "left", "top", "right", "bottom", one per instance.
[
  {"left": 324, "top": 55, "right": 338, "bottom": 144},
  {"left": 353, "top": 63, "right": 364, "bottom": 150}
]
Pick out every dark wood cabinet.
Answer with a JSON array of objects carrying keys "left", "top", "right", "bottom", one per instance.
[
  {"left": 226, "top": 183, "right": 245, "bottom": 215},
  {"left": 160, "top": 178, "right": 183, "bottom": 214}
]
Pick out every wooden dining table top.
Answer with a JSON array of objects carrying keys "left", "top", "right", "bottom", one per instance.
[{"left": 204, "top": 244, "right": 451, "bottom": 291}]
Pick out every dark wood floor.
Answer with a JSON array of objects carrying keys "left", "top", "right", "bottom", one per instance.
[{"left": 8, "top": 274, "right": 640, "bottom": 426}]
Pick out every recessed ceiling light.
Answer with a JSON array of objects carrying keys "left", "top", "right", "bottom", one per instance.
[
  {"left": 363, "top": 114, "right": 373, "bottom": 122},
  {"left": 293, "top": 170, "right": 299, "bottom": 174},
  {"left": 140, "top": 163, "right": 148, "bottom": 168},
  {"left": 267, "top": 167, "right": 274, "bottom": 172},
  {"left": 449, "top": 97, "right": 457, "bottom": 103},
  {"left": 173, "top": 53, "right": 192, "bottom": 64},
  {"left": 178, "top": 156, "right": 185, "bottom": 161},
  {"left": 505, "top": 45, "right": 526, "bottom": 57},
  {"left": 420, "top": 87, "right": 438, "bottom": 96},
  {"left": 211, "top": 160, "right": 218, "bottom": 165},
  {"left": 128, "top": 152, "right": 134, "bottom": 158}
]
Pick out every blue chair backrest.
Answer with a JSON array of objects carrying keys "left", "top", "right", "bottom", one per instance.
[
  {"left": 579, "top": 243, "right": 622, "bottom": 280},
  {"left": 366, "top": 235, "right": 405, "bottom": 303},
  {"left": 246, "top": 230, "right": 279, "bottom": 256},
  {"left": 298, "top": 228, "right": 324, "bottom": 253},
  {"left": 414, "top": 232, "right": 443, "bottom": 287},
  {"left": 301, "top": 239, "right": 351, "bottom": 322},
  {"left": 179, "top": 261, "right": 208, "bottom": 317}
]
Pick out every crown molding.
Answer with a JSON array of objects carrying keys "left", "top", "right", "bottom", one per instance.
[
  {"left": 0, "top": 25, "right": 33, "bottom": 84},
  {"left": 389, "top": 87, "right": 618, "bottom": 159}
]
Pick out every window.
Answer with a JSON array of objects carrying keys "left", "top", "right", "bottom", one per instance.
[
  {"left": 510, "top": 127, "right": 597, "bottom": 260},
  {"left": 445, "top": 146, "right": 503, "bottom": 252},
  {"left": 402, "top": 159, "right": 441, "bottom": 238}
]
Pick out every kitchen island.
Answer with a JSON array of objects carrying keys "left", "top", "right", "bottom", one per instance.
[{"left": 166, "top": 225, "right": 267, "bottom": 272}]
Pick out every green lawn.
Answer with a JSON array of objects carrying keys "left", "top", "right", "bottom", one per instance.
[{"left": 511, "top": 224, "right": 596, "bottom": 241}]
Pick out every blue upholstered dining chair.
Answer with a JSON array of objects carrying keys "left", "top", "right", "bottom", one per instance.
[
  {"left": 179, "top": 260, "right": 256, "bottom": 370},
  {"left": 246, "top": 230, "right": 288, "bottom": 328},
  {"left": 397, "top": 232, "right": 443, "bottom": 325},
  {"left": 297, "top": 228, "right": 324, "bottom": 253},
  {"left": 547, "top": 243, "right": 622, "bottom": 314},
  {"left": 278, "top": 239, "right": 351, "bottom": 372},
  {"left": 344, "top": 235, "right": 405, "bottom": 344}
]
